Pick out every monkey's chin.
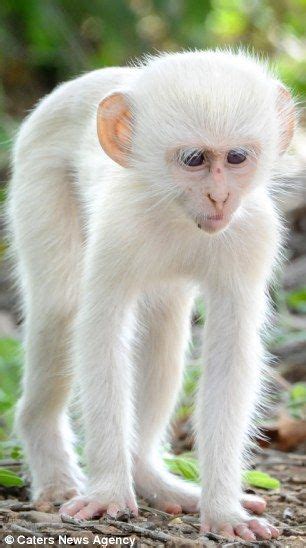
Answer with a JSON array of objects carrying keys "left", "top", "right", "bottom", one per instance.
[{"left": 197, "top": 217, "right": 230, "bottom": 234}]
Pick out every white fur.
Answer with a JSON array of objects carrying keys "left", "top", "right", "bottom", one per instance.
[{"left": 7, "top": 51, "right": 290, "bottom": 532}]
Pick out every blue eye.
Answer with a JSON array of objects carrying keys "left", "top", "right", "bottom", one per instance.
[
  {"left": 227, "top": 150, "right": 247, "bottom": 164},
  {"left": 182, "top": 150, "right": 204, "bottom": 167}
]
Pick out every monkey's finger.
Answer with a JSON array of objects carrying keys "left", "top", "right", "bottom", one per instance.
[
  {"left": 200, "top": 521, "right": 211, "bottom": 533},
  {"left": 74, "top": 501, "right": 104, "bottom": 520},
  {"left": 235, "top": 524, "right": 256, "bottom": 541},
  {"left": 107, "top": 503, "right": 121, "bottom": 518},
  {"left": 59, "top": 499, "right": 86, "bottom": 516},
  {"left": 128, "top": 500, "right": 139, "bottom": 517},
  {"left": 158, "top": 502, "right": 182, "bottom": 514},
  {"left": 269, "top": 524, "right": 281, "bottom": 538},
  {"left": 248, "top": 519, "right": 272, "bottom": 539},
  {"left": 106, "top": 501, "right": 138, "bottom": 518},
  {"left": 242, "top": 494, "right": 266, "bottom": 515},
  {"left": 217, "top": 524, "right": 235, "bottom": 538}
]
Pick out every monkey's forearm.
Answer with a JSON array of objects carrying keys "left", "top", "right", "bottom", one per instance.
[
  {"left": 74, "top": 277, "right": 136, "bottom": 501},
  {"left": 197, "top": 289, "right": 267, "bottom": 524}
]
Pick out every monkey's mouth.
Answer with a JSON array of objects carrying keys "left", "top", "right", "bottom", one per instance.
[
  {"left": 207, "top": 213, "right": 223, "bottom": 221},
  {"left": 196, "top": 213, "right": 229, "bottom": 233}
]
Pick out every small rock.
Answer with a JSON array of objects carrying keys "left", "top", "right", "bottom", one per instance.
[
  {"left": 283, "top": 507, "right": 295, "bottom": 520},
  {"left": 297, "top": 489, "right": 306, "bottom": 502},
  {"left": 137, "top": 521, "right": 157, "bottom": 531},
  {"left": 169, "top": 517, "right": 183, "bottom": 525},
  {"left": 181, "top": 515, "right": 200, "bottom": 524},
  {"left": 292, "top": 475, "right": 306, "bottom": 485}
]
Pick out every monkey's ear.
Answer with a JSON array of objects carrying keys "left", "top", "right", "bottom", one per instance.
[
  {"left": 97, "top": 92, "right": 132, "bottom": 167},
  {"left": 277, "top": 85, "right": 295, "bottom": 153}
]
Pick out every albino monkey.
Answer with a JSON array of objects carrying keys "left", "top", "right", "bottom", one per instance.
[{"left": 8, "top": 50, "right": 295, "bottom": 541}]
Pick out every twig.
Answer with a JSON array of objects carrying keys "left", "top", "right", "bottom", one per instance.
[
  {"left": 277, "top": 523, "right": 306, "bottom": 537},
  {"left": 105, "top": 517, "right": 198, "bottom": 545},
  {"left": 9, "top": 524, "right": 34, "bottom": 534},
  {"left": 138, "top": 504, "right": 173, "bottom": 518}
]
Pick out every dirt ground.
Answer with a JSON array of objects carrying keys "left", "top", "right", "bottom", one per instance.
[{"left": 0, "top": 447, "right": 305, "bottom": 547}]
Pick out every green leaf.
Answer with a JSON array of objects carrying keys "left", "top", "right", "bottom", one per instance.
[
  {"left": 164, "top": 453, "right": 280, "bottom": 489},
  {"left": 0, "top": 468, "right": 24, "bottom": 487},
  {"left": 243, "top": 470, "right": 280, "bottom": 490},
  {"left": 164, "top": 453, "right": 200, "bottom": 483},
  {"left": 164, "top": 455, "right": 280, "bottom": 490}
]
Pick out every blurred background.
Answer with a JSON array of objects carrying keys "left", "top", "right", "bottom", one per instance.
[{"left": 0, "top": 0, "right": 306, "bottom": 525}]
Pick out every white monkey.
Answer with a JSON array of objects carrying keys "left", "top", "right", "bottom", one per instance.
[{"left": 8, "top": 50, "right": 295, "bottom": 541}]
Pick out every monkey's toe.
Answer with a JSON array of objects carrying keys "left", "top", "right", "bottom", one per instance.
[
  {"left": 201, "top": 517, "right": 280, "bottom": 541},
  {"left": 157, "top": 501, "right": 182, "bottom": 514},
  {"left": 136, "top": 463, "right": 200, "bottom": 513},
  {"left": 247, "top": 518, "right": 280, "bottom": 539},
  {"left": 59, "top": 495, "right": 138, "bottom": 521},
  {"left": 135, "top": 462, "right": 200, "bottom": 514},
  {"left": 241, "top": 493, "right": 266, "bottom": 515}
]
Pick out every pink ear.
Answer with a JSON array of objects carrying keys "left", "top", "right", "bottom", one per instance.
[
  {"left": 97, "top": 92, "right": 132, "bottom": 168},
  {"left": 277, "top": 85, "right": 295, "bottom": 153}
]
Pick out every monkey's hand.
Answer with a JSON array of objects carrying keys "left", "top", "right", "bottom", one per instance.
[
  {"left": 59, "top": 489, "right": 138, "bottom": 521},
  {"left": 201, "top": 504, "right": 280, "bottom": 541}
]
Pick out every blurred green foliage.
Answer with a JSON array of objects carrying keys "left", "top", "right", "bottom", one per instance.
[
  {"left": 287, "top": 382, "right": 306, "bottom": 419},
  {"left": 1, "top": 0, "right": 306, "bottom": 116},
  {"left": 1, "top": 0, "right": 306, "bottom": 172},
  {"left": 286, "top": 287, "right": 306, "bottom": 314},
  {"left": 0, "top": 338, "right": 22, "bottom": 440}
]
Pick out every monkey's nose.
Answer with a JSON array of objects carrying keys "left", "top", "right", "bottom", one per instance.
[{"left": 207, "top": 192, "right": 229, "bottom": 211}]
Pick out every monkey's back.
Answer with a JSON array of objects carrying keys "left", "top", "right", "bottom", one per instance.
[
  {"left": 8, "top": 66, "right": 141, "bottom": 248},
  {"left": 11, "top": 66, "right": 139, "bottom": 177},
  {"left": 7, "top": 67, "right": 140, "bottom": 311}
]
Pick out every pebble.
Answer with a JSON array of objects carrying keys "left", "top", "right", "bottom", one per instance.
[{"left": 283, "top": 506, "right": 295, "bottom": 520}]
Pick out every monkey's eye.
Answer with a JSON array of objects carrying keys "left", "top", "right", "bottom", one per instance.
[
  {"left": 181, "top": 150, "right": 205, "bottom": 167},
  {"left": 227, "top": 150, "right": 247, "bottom": 165}
]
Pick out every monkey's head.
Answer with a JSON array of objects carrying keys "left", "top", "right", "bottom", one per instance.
[{"left": 97, "top": 51, "right": 295, "bottom": 234}]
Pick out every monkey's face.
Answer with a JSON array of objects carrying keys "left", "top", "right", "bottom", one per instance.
[
  {"left": 168, "top": 144, "right": 261, "bottom": 234},
  {"left": 97, "top": 52, "right": 295, "bottom": 236}
]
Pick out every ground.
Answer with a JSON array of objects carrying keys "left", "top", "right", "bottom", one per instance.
[{"left": 0, "top": 447, "right": 305, "bottom": 547}]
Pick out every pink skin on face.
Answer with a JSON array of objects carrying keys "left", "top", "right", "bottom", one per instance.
[{"left": 170, "top": 146, "right": 258, "bottom": 233}]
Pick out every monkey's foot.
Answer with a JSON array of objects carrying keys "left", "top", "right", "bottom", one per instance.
[
  {"left": 135, "top": 464, "right": 267, "bottom": 515},
  {"left": 202, "top": 518, "right": 280, "bottom": 541},
  {"left": 135, "top": 464, "right": 200, "bottom": 513},
  {"left": 59, "top": 494, "right": 138, "bottom": 521},
  {"left": 201, "top": 508, "right": 280, "bottom": 542},
  {"left": 35, "top": 486, "right": 80, "bottom": 509},
  {"left": 34, "top": 468, "right": 85, "bottom": 508}
]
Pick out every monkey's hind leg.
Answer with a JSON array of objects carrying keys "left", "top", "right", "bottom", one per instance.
[
  {"left": 9, "top": 165, "right": 84, "bottom": 504},
  {"left": 133, "top": 284, "right": 201, "bottom": 513}
]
